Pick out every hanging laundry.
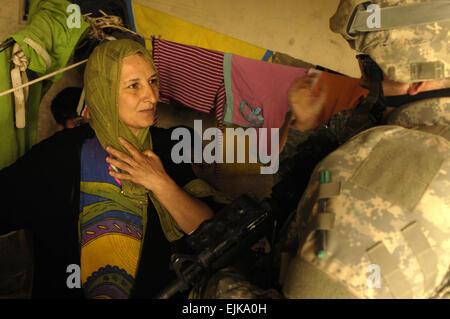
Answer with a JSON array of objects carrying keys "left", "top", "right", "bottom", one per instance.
[
  {"left": 222, "top": 53, "right": 308, "bottom": 154},
  {"left": 152, "top": 39, "right": 226, "bottom": 127},
  {"left": 132, "top": 2, "right": 269, "bottom": 61},
  {"left": 312, "top": 70, "right": 369, "bottom": 126},
  {"left": 272, "top": 51, "right": 315, "bottom": 69},
  {"left": 0, "top": 0, "right": 89, "bottom": 170},
  {"left": 272, "top": 52, "right": 369, "bottom": 127},
  {"left": 10, "top": 1, "right": 89, "bottom": 80}
]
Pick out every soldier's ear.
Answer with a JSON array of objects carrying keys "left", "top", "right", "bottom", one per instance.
[{"left": 406, "top": 82, "right": 426, "bottom": 96}]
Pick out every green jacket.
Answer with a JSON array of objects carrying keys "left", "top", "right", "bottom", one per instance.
[{"left": 0, "top": 0, "right": 89, "bottom": 169}]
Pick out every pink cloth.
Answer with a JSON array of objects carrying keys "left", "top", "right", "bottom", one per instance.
[
  {"left": 223, "top": 54, "right": 308, "bottom": 154},
  {"left": 224, "top": 54, "right": 308, "bottom": 129}
]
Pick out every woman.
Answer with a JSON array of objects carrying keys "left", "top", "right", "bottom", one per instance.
[{"left": 0, "top": 39, "right": 218, "bottom": 298}]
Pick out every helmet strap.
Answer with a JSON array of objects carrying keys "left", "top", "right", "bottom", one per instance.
[
  {"left": 384, "top": 87, "right": 450, "bottom": 107},
  {"left": 356, "top": 75, "right": 388, "bottom": 125},
  {"left": 356, "top": 54, "right": 388, "bottom": 124}
]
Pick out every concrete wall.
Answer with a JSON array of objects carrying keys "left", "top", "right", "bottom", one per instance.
[
  {"left": 132, "top": 0, "right": 361, "bottom": 78},
  {"left": 0, "top": 0, "right": 24, "bottom": 41}
]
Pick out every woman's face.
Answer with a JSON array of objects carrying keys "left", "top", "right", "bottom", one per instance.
[{"left": 118, "top": 53, "right": 159, "bottom": 137}]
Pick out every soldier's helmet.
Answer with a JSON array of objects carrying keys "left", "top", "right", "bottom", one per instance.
[{"left": 330, "top": 0, "right": 450, "bottom": 83}]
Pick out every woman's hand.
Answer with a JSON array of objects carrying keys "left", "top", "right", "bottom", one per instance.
[
  {"left": 105, "top": 137, "right": 171, "bottom": 192},
  {"left": 106, "top": 136, "right": 213, "bottom": 233},
  {"left": 288, "top": 74, "right": 328, "bottom": 131}
]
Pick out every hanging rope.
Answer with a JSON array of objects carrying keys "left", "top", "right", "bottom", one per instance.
[
  {"left": 0, "top": 10, "right": 151, "bottom": 98},
  {"left": 10, "top": 43, "right": 30, "bottom": 128},
  {"left": 83, "top": 9, "right": 140, "bottom": 41},
  {"left": 0, "top": 59, "right": 88, "bottom": 98}
]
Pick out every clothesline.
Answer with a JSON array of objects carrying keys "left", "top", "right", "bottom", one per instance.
[
  {"left": 0, "top": 7, "right": 155, "bottom": 99},
  {"left": 0, "top": 59, "right": 88, "bottom": 98}
]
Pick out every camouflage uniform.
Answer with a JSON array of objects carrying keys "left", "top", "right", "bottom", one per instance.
[
  {"left": 280, "top": 0, "right": 450, "bottom": 299},
  {"left": 282, "top": 117, "right": 450, "bottom": 299},
  {"left": 325, "top": 0, "right": 450, "bottom": 144},
  {"left": 203, "top": 0, "right": 450, "bottom": 299},
  {"left": 199, "top": 267, "right": 283, "bottom": 299}
]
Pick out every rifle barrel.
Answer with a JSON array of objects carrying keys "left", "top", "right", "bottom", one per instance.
[{"left": 156, "top": 279, "right": 187, "bottom": 299}]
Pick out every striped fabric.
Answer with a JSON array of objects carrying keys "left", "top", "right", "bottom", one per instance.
[
  {"left": 215, "top": 83, "right": 226, "bottom": 129},
  {"left": 153, "top": 39, "right": 226, "bottom": 129}
]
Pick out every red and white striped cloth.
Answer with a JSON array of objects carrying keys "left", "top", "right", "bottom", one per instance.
[{"left": 153, "top": 39, "right": 226, "bottom": 129}]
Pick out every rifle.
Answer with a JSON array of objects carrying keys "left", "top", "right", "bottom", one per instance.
[
  {"left": 155, "top": 127, "right": 340, "bottom": 299},
  {"left": 156, "top": 194, "right": 272, "bottom": 299}
]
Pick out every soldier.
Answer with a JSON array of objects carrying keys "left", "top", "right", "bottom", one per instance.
[
  {"left": 202, "top": 0, "right": 450, "bottom": 299},
  {"left": 281, "top": 0, "right": 450, "bottom": 299},
  {"left": 290, "top": 0, "right": 450, "bottom": 143}
]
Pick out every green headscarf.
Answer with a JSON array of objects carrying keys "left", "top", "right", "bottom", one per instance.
[{"left": 84, "top": 39, "right": 154, "bottom": 198}]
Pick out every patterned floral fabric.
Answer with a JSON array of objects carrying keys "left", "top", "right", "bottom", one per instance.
[{"left": 79, "top": 136, "right": 144, "bottom": 299}]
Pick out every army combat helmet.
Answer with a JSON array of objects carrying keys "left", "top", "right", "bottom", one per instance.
[{"left": 330, "top": 0, "right": 450, "bottom": 83}]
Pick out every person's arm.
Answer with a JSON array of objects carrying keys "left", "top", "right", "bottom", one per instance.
[
  {"left": 106, "top": 137, "right": 213, "bottom": 234},
  {"left": 0, "top": 160, "right": 30, "bottom": 235},
  {"left": 0, "top": 127, "right": 86, "bottom": 235},
  {"left": 147, "top": 176, "right": 213, "bottom": 234},
  {"left": 0, "top": 143, "right": 52, "bottom": 235}
]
